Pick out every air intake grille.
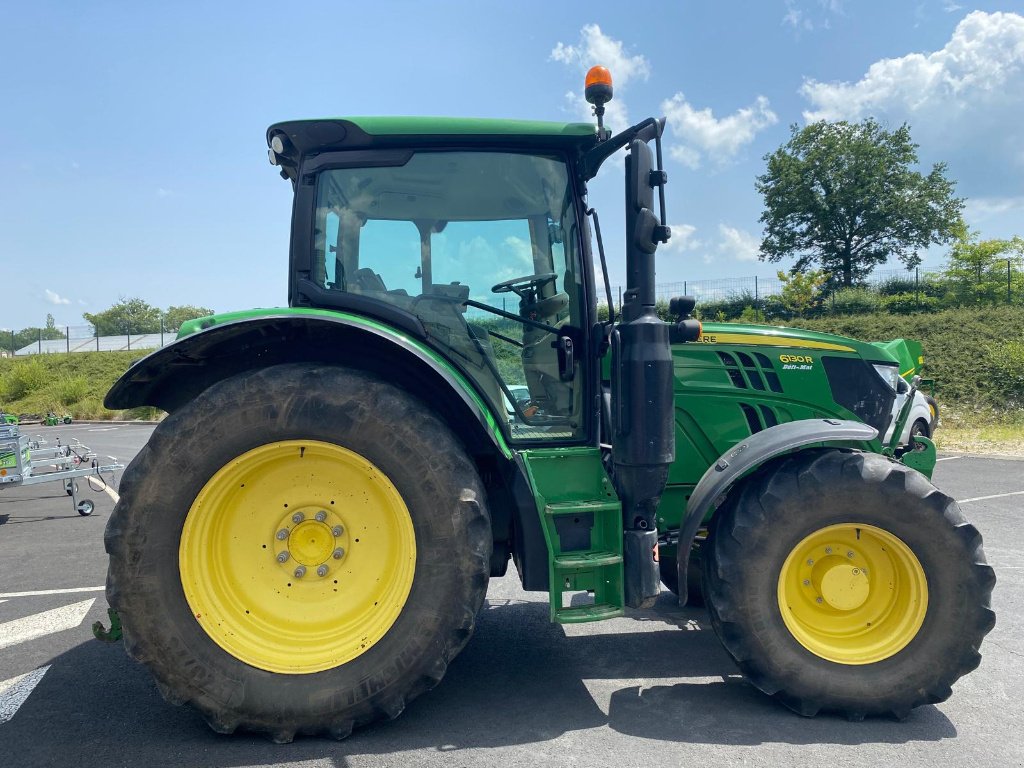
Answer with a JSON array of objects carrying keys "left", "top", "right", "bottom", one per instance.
[{"left": 718, "top": 351, "right": 784, "bottom": 393}]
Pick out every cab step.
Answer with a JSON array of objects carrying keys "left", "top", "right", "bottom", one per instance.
[{"left": 520, "top": 448, "right": 625, "bottom": 624}]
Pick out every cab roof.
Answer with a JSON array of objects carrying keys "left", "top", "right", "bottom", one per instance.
[{"left": 267, "top": 117, "right": 599, "bottom": 158}]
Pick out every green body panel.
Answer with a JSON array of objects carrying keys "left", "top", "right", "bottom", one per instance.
[
  {"left": 520, "top": 448, "right": 624, "bottom": 622},
  {"left": 871, "top": 338, "right": 925, "bottom": 379},
  {"left": 658, "top": 322, "right": 897, "bottom": 534},
  {"left": 176, "top": 307, "right": 512, "bottom": 459}
]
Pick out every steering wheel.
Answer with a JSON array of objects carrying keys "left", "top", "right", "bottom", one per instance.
[{"left": 491, "top": 273, "right": 558, "bottom": 298}]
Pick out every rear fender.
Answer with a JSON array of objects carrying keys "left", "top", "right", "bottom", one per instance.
[
  {"left": 105, "top": 313, "right": 512, "bottom": 460},
  {"left": 675, "top": 418, "right": 877, "bottom": 606}
]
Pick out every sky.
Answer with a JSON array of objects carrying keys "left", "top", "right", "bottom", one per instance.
[{"left": 2, "top": 1, "right": 1022, "bottom": 331}]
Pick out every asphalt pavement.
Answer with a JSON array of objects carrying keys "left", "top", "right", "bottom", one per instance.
[{"left": 0, "top": 424, "right": 1020, "bottom": 768}]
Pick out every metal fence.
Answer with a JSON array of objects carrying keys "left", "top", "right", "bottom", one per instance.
[
  {"left": 3, "top": 323, "right": 177, "bottom": 357},
  {"left": 5, "top": 260, "right": 1022, "bottom": 356}
]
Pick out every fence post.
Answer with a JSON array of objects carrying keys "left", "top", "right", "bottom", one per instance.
[
  {"left": 66, "top": 327, "right": 70, "bottom": 353},
  {"left": 10, "top": 330, "right": 15, "bottom": 356},
  {"left": 96, "top": 326, "right": 100, "bottom": 351},
  {"left": 127, "top": 321, "right": 131, "bottom": 351},
  {"left": 754, "top": 276, "right": 760, "bottom": 322},
  {"left": 160, "top": 318, "right": 165, "bottom": 348},
  {"left": 618, "top": 286, "right": 622, "bottom": 313},
  {"left": 684, "top": 280, "right": 687, "bottom": 296},
  {"left": 1008, "top": 259, "right": 1012, "bottom": 304},
  {"left": 915, "top": 268, "right": 920, "bottom": 309},
  {"left": 37, "top": 329, "right": 41, "bottom": 354}
]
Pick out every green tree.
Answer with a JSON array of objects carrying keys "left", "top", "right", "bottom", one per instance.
[
  {"left": 163, "top": 304, "right": 215, "bottom": 332},
  {"left": 943, "top": 230, "right": 1024, "bottom": 305},
  {"left": 757, "top": 119, "right": 964, "bottom": 288},
  {"left": 84, "top": 297, "right": 163, "bottom": 335},
  {"left": 777, "top": 269, "right": 829, "bottom": 317},
  {"left": 6, "top": 314, "right": 66, "bottom": 353}
]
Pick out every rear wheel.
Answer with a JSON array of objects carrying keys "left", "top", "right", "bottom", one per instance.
[
  {"left": 105, "top": 364, "right": 491, "bottom": 741},
  {"left": 703, "top": 449, "right": 995, "bottom": 718}
]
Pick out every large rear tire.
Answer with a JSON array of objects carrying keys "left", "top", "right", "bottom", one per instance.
[
  {"left": 703, "top": 449, "right": 995, "bottom": 718},
  {"left": 105, "top": 364, "right": 491, "bottom": 741}
]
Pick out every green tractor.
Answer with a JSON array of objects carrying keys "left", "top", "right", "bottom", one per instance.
[{"left": 102, "top": 68, "right": 994, "bottom": 741}]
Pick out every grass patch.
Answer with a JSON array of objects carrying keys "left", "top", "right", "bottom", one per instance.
[
  {"left": 0, "top": 351, "right": 160, "bottom": 421},
  {"left": 933, "top": 406, "right": 1024, "bottom": 456}
]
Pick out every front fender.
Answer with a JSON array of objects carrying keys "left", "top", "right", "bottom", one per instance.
[
  {"left": 105, "top": 312, "right": 512, "bottom": 459},
  {"left": 675, "top": 418, "right": 877, "bottom": 606}
]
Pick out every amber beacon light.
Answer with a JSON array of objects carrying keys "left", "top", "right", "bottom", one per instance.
[{"left": 584, "top": 66, "right": 613, "bottom": 138}]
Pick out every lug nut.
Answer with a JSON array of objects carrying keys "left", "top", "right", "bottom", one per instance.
[
  {"left": 294, "top": 565, "right": 307, "bottom": 578},
  {"left": 847, "top": 551, "right": 855, "bottom": 558},
  {"left": 332, "top": 526, "right": 343, "bottom": 537},
  {"left": 816, "top": 597, "right": 824, "bottom": 604},
  {"left": 333, "top": 547, "right": 345, "bottom": 559},
  {"left": 317, "top": 565, "right": 329, "bottom": 577},
  {"left": 802, "top": 579, "right": 811, "bottom": 586},
  {"left": 276, "top": 529, "right": 289, "bottom": 540},
  {"left": 824, "top": 547, "right": 832, "bottom": 554},
  {"left": 292, "top": 512, "right": 305, "bottom": 523},
  {"left": 315, "top": 511, "right": 327, "bottom": 522},
  {"left": 806, "top": 559, "right": 814, "bottom": 566},
  {"left": 277, "top": 551, "right": 289, "bottom": 563}
]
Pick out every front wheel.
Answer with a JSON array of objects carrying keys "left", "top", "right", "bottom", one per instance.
[
  {"left": 703, "top": 449, "right": 995, "bottom": 718},
  {"left": 105, "top": 364, "right": 491, "bottom": 741}
]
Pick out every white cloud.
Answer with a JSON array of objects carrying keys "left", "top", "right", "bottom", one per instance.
[
  {"left": 551, "top": 25, "right": 650, "bottom": 134},
  {"left": 45, "top": 289, "right": 71, "bottom": 305},
  {"left": 783, "top": 1, "right": 813, "bottom": 31},
  {"left": 964, "top": 195, "right": 1024, "bottom": 223},
  {"left": 799, "top": 11, "right": 1024, "bottom": 194},
  {"left": 662, "top": 93, "right": 778, "bottom": 168},
  {"left": 802, "top": 12, "right": 1024, "bottom": 121},
  {"left": 551, "top": 24, "right": 650, "bottom": 88},
  {"left": 782, "top": 0, "right": 843, "bottom": 32},
  {"left": 663, "top": 224, "right": 703, "bottom": 254},
  {"left": 157, "top": 187, "right": 173, "bottom": 197},
  {"left": 717, "top": 224, "right": 761, "bottom": 262}
]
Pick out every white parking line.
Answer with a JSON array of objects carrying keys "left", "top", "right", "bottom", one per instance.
[
  {"left": 0, "top": 587, "right": 104, "bottom": 599},
  {"left": 0, "top": 599, "right": 96, "bottom": 651},
  {"left": 0, "top": 666, "right": 50, "bottom": 724},
  {"left": 936, "top": 456, "right": 962, "bottom": 462},
  {"left": 959, "top": 490, "right": 1024, "bottom": 504},
  {"left": 86, "top": 427, "right": 118, "bottom": 432}
]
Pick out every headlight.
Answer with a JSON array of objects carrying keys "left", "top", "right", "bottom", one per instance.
[{"left": 872, "top": 363, "right": 901, "bottom": 392}]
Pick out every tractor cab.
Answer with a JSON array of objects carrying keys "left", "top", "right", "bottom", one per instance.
[{"left": 269, "top": 120, "right": 601, "bottom": 442}]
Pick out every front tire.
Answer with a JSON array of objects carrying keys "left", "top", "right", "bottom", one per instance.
[
  {"left": 105, "top": 364, "right": 491, "bottom": 741},
  {"left": 703, "top": 449, "right": 995, "bottom": 718}
]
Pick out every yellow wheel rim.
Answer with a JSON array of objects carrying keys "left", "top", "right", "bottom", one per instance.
[
  {"left": 179, "top": 440, "right": 416, "bottom": 674},
  {"left": 777, "top": 523, "right": 927, "bottom": 664}
]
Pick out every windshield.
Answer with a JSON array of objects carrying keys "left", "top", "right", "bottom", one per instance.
[{"left": 313, "top": 151, "right": 585, "bottom": 441}]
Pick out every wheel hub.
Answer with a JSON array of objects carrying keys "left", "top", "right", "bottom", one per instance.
[
  {"left": 817, "top": 562, "right": 869, "bottom": 611},
  {"left": 272, "top": 508, "right": 348, "bottom": 575}
]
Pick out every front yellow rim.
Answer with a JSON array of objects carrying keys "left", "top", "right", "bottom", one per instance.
[
  {"left": 179, "top": 440, "right": 416, "bottom": 674},
  {"left": 777, "top": 523, "right": 928, "bottom": 664}
]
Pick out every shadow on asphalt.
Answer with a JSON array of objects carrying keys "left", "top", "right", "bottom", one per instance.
[{"left": 5, "top": 595, "right": 955, "bottom": 768}]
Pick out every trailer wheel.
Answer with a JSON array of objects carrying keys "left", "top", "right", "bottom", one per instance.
[
  {"left": 105, "top": 364, "right": 491, "bottom": 742},
  {"left": 909, "top": 419, "right": 930, "bottom": 451},
  {"left": 77, "top": 499, "right": 94, "bottom": 516},
  {"left": 702, "top": 448, "right": 995, "bottom": 719}
]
